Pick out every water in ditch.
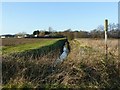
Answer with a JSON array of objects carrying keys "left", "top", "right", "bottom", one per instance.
[{"left": 53, "top": 42, "right": 70, "bottom": 67}]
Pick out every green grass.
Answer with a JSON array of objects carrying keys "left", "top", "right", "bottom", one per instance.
[
  {"left": 2, "top": 39, "right": 62, "bottom": 55},
  {"left": 2, "top": 38, "right": 66, "bottom": 89}
]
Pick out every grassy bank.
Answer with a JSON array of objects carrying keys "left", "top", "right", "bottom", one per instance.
[
  {"left": 49, "top": 39, "right": 119, "bottom": 89},
  {"left": 2, "top": 38, "right": 120, "bottom": 89},
  {"left": 2, "top": 38, "right": 65, "bottom": 55},
  {"left": 2, "top": 38, "right": 66, "bottom": 88}
]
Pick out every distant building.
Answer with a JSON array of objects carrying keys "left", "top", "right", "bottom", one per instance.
[
  {"left": 1, "top": 36, "right": 5, "bottom": 38},
  {"left": 24, "top": 34, "right": 33, "bottom": 38},
  {"left": 0, "top": 34, "right": 15, "bottom": 38},
  {"left": 44, "top": 35, "right": 49, "bottom": 37},
  {"left": 24, "top": 34, "right": 27, "bottom": 38},
  {"left": 17, "top": 36, "right": 23, "bottom": 38},
  {"left": 34, "top": 35, "right": 38, "bottom": 37}
]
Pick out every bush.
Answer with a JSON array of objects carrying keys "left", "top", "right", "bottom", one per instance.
[{"left": 67, "top": 32, "right": 74, "bottom": 41}]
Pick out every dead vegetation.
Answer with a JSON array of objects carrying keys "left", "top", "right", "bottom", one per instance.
[{"left": 2, "top": 38, "right": 120, "bottom": 89}]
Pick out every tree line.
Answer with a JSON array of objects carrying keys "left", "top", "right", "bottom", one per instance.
[{"left": 32, "top": 23, "right": 119, "bottom": 40}]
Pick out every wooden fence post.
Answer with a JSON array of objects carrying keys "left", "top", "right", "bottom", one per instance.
[{"left": 104, "top": 19, "right": 108, "bottom": 59}]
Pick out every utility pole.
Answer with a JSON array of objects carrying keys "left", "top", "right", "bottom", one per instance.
[{"left": 104, "top": 19, "right": 108, "bottom": 59}]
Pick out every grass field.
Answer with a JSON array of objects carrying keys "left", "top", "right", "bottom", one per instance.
[
  {"left": 2, "top": 38, "right": 120, "bottom": 89},
  {"left": 2, "top": 38, "right": 66, "bottom": 87},
  {"left": 53, "top": 38, "right": 120, "bottom": 88},
  {"left": 2, "top": 38, "right": 63, "bottom": 55}
]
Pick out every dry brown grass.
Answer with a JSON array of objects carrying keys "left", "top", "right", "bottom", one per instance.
[
  {"left": 2, "top": 39, "right": 66, "bottom": 88},
  {"left": 44, "top": 38, "right": 120, "bottom": 88},
  {"left": 53, "top": 38, "right": 120, "bottom": 88},
  {"left": 2, "top": 38, "right": 120, "bottom": 89},
  {"left": 2, "top": 48, "right": 61, "bottom": 88},
  {"left": 2, "top": 38, "right": 59, "bottom": 46}
]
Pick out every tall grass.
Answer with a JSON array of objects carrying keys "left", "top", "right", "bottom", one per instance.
[
  {"left": 52, "top": 39, "right": 120, "bottom": 89},
  {"left": 2, "top": 39, "right": 66, "bottom": 88},
  {"left": 32, "top": 39, "right": 119, "bottom": 89},
  {"left": 2, "top": 38, "right": 120, "bottom": 89}
]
